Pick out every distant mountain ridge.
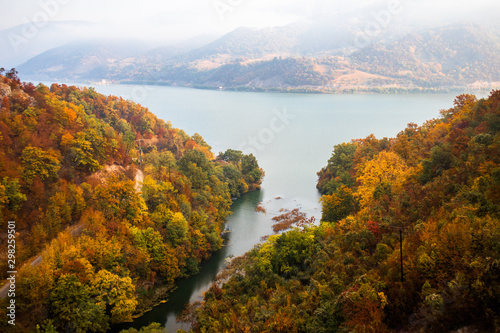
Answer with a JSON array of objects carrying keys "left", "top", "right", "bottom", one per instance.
[
  {"left": 15, "top": 21, "right": 500, "bottom": 92},
  {"left": 0, "top": 20, "right": 97, "bottom": 69},
  {"left": 18, "top": 40, "right": 149, "bottom": 80}
]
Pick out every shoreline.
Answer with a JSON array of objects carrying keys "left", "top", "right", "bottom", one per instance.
[{"left": 23, "top": 78, "right": 498, "bottom": 95}]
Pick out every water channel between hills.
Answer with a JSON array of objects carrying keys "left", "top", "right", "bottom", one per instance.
[{"left": 62, "top": 83, "right": 458, "bottom": 332}]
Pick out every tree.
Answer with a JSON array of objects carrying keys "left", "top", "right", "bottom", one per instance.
[
  {"left": 141, "top": 176, "right": 175, "bottom": 212},
  {"left": 91, "top": 269, "right": 138, "bottom": 323},
  {"left": 5, "top": 68, "right": 19, "bottom": 81},
  {"left": 118, "top": 322, "right": 165, "bottom": 333},
  {"left": 166, "top": 212, "right": 189, "bottom": 246},
  {"left": 50, "top": 274, "right": 108, "bottom": 332},
  {"left": 420, "top": 145, "right": 455, "bottom": 183},
  {"left": 21, "top": 146, "right": 61, "bottom": 183},
  {"left": 144, "top": 149, "right": 176, "bottom": 179},
  {"left": 218, "top": 149, "right": 243, "bottom": 164},
  {"left": 177, "top": 149, "right": 213, "bottom": 189},
  {"left": 16, "top": 263, "right": 54, "bottom": 326},
  {"left": 317, "top": 142, "right": 357, "bottom": 194},
  {"left": 271, "top": 229, "right": 316, "bottom": 278},
  {"left": 0, "top": 177, "right": 26, "bottom": 215},
  {"left": 355, "top": 150, "right": 411, "bottom": 211},
  {"left": 241, "top": 153, "right": 263, "bottom": 189},
  {"left": 46, "top": 192, "right": 72, "bottom": 237},
  {"left": 321, "top": 185, "right": 356, "bottom": 223},
  {"left": 65, "top": 132, "right": 101, "bottom": 172},
  {"left": 130, "top": 227, "right": 180, "bottom": 284},
  {"left": 222, "top": 164, "right": 247, "bottom": 198},
  {"left": 116, "top": 119, "right": 135, "bottom": 152},
  {"left": 95, "top": 176, "right": 147, "bottom": 225}
]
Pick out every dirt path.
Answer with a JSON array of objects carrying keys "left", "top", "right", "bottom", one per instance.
[
  {"left": 1, "top": 168, "right": 143, "bottom": 298},
  {"left": 0, "top": 224, "right": 84, "bottom": 298},
  {"left": 135, "top": 169, "right": 144, "bottom": 192}
]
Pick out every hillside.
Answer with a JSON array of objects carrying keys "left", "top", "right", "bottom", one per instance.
[
  {"left": 351, "top": 23, "right": 500, "bottom": 88},
  {"left": 188, "top": 91, "right": 500, "bottom": 332},
  {"left": 16, "top": 22, "right": 500, "bottom": 92},
  {"left": 0, "top": 20, "right": 97, "bottom": 69},
  {"left": 16, "top": 40, "right": 149, "bottom": 81},
  {"left": 0, "top": 70, "right": 263, "bottom": 332}
]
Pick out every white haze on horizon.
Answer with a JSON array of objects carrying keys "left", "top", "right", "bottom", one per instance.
[
  {"left": 1, "top": 0, "right": 498, "bottom": 38},
  {"left": 0, "top": 0, "right": 499, "bottom": 68}
]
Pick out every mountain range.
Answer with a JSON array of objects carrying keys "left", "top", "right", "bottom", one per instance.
[{"left": 12, "top": 21, "right": 500, "bottom": 92}]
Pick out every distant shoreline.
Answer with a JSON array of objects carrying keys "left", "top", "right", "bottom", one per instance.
[{"left": 26, "top": 78, "right": 498, "bottom": 95}]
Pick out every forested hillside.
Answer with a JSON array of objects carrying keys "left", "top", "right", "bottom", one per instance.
[
  {"left": 18, "top": 23, "right": 500, "bottom": 93},
  {"left": 0, "top": 69, "right": 263, "bottom": 332},
  {"left": 190, "top": 91, "right": 500, "bottom": 332}
]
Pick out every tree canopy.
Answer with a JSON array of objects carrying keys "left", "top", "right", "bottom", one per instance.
[
  {"left": 0, "top": 72, "right": 263, "bottom": 332},
  {"left": 190, "top": 91, "right": 500, "bottom": 333}
]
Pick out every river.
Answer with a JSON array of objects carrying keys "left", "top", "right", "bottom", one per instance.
[{"left": 67, "top": 84, "right": 460, "bottom": 332}]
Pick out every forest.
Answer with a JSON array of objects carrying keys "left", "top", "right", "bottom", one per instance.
[
  {"left": 0, "top": 69, "right": 263, "bottom": 332},
  {"left": 1, "top": 67, "right": 499, "bottom": 333},
  {"left": 188, "top": 91, "right": 500, "bottom": 332}
]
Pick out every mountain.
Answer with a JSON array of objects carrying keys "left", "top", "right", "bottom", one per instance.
[
  {"left": 169, "top": 21, "right": 364, "bottom": 68},
  {"left": 15, "top": 22, "right": 500, "bottom": 92},
  {"left": 17, "top": 39, "right": 152, "bottom": 81},
  {"left": 0, "top": 20, "right": 96, "bottom": 69},
  {"left": 351, "top": 23, "right": 500, "bottom": 85}
]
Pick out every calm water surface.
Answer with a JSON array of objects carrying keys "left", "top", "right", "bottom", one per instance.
[{"left": 66, "top": 84, "right": 459, "bottom": 332}]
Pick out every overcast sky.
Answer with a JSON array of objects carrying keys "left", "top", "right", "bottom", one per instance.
[{"left": 1, "top": 0, "right": 499, "bottom": 40}]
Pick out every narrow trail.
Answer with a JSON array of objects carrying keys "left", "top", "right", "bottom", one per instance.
[
  {"left": 1, "top": 167, "right": 144, "bottom": 298},
  {"left": 134, "top": 169, "right": 144, "bottom": 192},
  {"left": 0, "top": 224, "right": 85, "bottom": 298}
]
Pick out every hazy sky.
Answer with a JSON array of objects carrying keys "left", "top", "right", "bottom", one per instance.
[
  {"left": 1, "top": 0, "right": 499, "bottom": 69},
  {"left": 1, "top": 0, "right": 499, "bottom": 41}
]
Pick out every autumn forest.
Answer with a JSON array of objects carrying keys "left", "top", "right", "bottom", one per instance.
[
  {"left": 191, "top": 91, "right": 500, "bottom": 332},
  {"left": 0, "top": 69, "right": 263, "bottom": 332},
  {"left": 0, "top": 66, "right": 499, "bottom": 333}
]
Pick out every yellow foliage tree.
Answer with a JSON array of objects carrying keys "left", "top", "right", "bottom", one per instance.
[
  {"left": 91, "top": 269, "right": 138, "bottom": 323},
  {"left": 355, "top": 151, "right": 411, "bottom": 213}
]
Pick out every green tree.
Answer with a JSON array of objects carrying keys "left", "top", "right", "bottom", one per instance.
[
  {"left": 141, "top": 176, "right": 175, "bottom": 212},
  {"left": 218, "top": 149, "right": 243, "bottom": 164},
  {"left": 144, "top": 149, "right": 177, "bottom": 179},
  {"left": 321, "top": 185, "right": 356, "bottom": 223},
  {"left": 166, "top": 212, "right": 189, "bottom": 246},
  {"left": 116, "top": 119, "right": 136, "bottom": 152},
  {"left": 241, "top": 153, "right": 263, "bottom": 189},
  {"left": 317, "top": 142, "right": 357, "bottom": 194},
  {"left": 130, "top": 227, "right": 180, "bottom": 283},
  {"left": 177, "top": 149, "right": 213, "bottom": 189},
  {"left": 1, "top": 177, "right": 26, "bottom": 210},
  {"left": 36, "top": 320, "right": 58, "bottom": 333},
  {"left": 222, "top": 164, "right": 247, "bottom": 197},
  {"left": 21, "top": 146, "right": 61, "bottom": 183},
  {"left": 50, "top": 274, "right": 108, "bottom": 332}
]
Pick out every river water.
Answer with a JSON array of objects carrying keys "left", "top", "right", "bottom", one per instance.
[{"left": 75, "top": 84, "right": 459, "bottom": 332}]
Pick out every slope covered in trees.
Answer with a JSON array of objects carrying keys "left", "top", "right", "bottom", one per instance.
[
  {"left": 190, "top": 91, "right": 500, "bottom": 332},
  {"left": 18, "top": 23, "right": 500, "bottom": 93},
  {"left": 0, "top": 69, "right": 263, "bottom": 332}
]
